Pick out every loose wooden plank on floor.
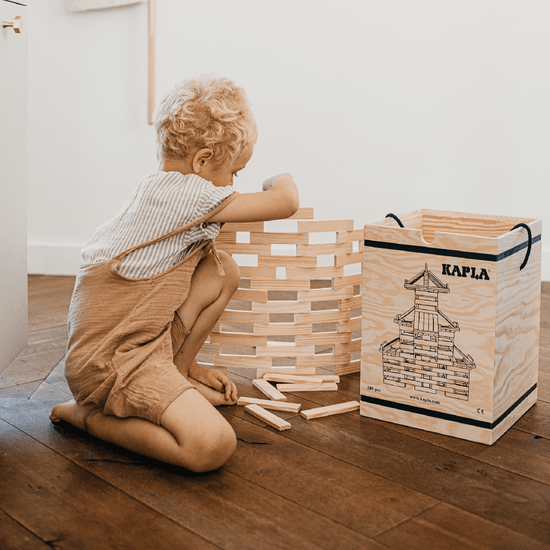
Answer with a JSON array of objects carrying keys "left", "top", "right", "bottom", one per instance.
[{"left": 244, "top": 404, "right": 292, "bottom": 431}]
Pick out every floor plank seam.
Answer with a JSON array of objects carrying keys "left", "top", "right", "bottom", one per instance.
[
  {"left": 0, "top": 416, "right": 226, "bottom": 550},
  {"left": 513, "top": 425, "right": 550, "bottom": 441},
  {"left": 0, "top": 505, "right": 55, "bottom": 548},
  {"left": 371, "top": 501, "right": 441, "bottom": 540},
  {"left": 223, "top": 410, "right": 444, "bottom": 535},
  {"left": 219, "top": 457, "right": 385, "bottom": 544},
  {"left": 0, "top": 378, "right": 49, "bottom": 391},
  {"left": 371, "top": 421, "right": 550, "bottom": 484},
  {"left": 273, "top": 415, "right": 550, "bottom": 503}
]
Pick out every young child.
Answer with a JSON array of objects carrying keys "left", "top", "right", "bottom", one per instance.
[{"left": 50, "top": 76, "right": 299, "bottom": 473}]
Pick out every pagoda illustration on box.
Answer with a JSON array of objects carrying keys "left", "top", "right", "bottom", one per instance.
[{"left": 379, "top": 264, "right": 476, "bottom": 400}]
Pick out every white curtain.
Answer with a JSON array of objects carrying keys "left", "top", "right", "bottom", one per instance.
[{"left": 66, "top": 0, "right": 145, "bottom": 12}]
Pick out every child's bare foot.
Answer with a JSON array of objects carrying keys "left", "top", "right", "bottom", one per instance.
[{"left": 50, "top": 399, "right": 99, "bottom": 431}]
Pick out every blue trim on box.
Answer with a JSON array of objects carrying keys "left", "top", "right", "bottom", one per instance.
[
  {"left": 363, "top": 234, "right": 541, "bottom": 262},
  {"left": 361, "top": 383, "right": 537, "bottom": 430}
]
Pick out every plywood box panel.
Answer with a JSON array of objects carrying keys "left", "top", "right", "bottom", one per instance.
[{"left": 361, "top": 209, "right": 541, "bottom": 445}]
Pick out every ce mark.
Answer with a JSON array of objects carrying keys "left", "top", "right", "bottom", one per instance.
[{"left": 477, "top": 408, "right": 485, "bottom": 415}]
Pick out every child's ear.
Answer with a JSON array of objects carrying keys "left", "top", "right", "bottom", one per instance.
[{"left": 192, "top": 148, "right": 214, "bottom": 174}]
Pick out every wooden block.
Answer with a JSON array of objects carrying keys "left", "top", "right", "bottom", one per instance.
[
  {"left": 251, "top": 279, "right": 311, "bottom": 291},
  {"left": 222, "top": 244, "right": 271, "bottom": 255},
  {"left": 298, "top": 219, "right": 354, "bottom": 233},
  {"left": 244, "top": 404, "right": 291, "bottom": 431},
  {"left": 220, "top": 221, "right": 264, "bottom": 232},
  {"left": 251, "top": 232, "right": 309, "bottom": 245},
  {"left": 287, "top": 266, "right": 344, "bottom": 279},
  {"left": 338, "top": 317, "right": 362, "bottom": 331},
  {"left": 300, "top": 401, "right": 360, "bottom": 420},
  {"left": 263, "top": 373, "right": 340, "bottom": 384},
  {"left": 253, "top": 378, "right": 287, "bottom": 401},
  {"left": 255, "top": 366, "right": 317, "bottom": 378},
  {"left": 214, "top": 356, "right": 271, "bottom": 369},
  {"left": 335, "top": 251, "right": 363, "bottom": 266},
  {"left": 209, "top": 331, "right": 268, "bottom": 346},
  {"left": 340, "top": 295, "right": 362, "bottom": 309},
  {"left": 335, "top": 360, "right": 361, "bottom": 375},
  {"left": 237, "top": 397, "right": 301, "bottom": 412},
  {"left": 276, "top": 383, "right": 338, "bottom": 392},
  {"left": 253, "top": 300, "right": 311, "bottom": 313},
  {"left": 255, "top": 345, "right": 315, "bottom": 357},
  {"left": 333, "top": 274, "right": 363, "bottom": 289},
  {"left": 296, "top": 354, "right": 351, "bottom": 367},
  {"left": 219, "top": 310, "right": 269, "bottom": 324},
  {"left": 239, "top": 266, "right": 277, "bottom": 279},
  {"left": 297, "top": 242, "right": 353, "bottom": 257},
  {"left": 296, "top": 333, "right": 351, "bottom": 346},
  {"left": 295, "top": 310, "right": 349, "bottom": 325},
  {"left": 336, "top": 229, "right": 365, "bottom": 243},
  {"left": 215, "top": 232, "right": 237, "bottom": 244},
  {"left": 298, "top": 288, "right": 354, "bottom": 302},
  {"left": 287, "top": 207, "right": 314, "bottom": 219},
  {"left": 231, "top": 288, "right": 268, "bottom": 303},
  {"left": 258, "top": 255, "right": 317, "bottom": 268},
  {"left": 254, "top": 323, "right": 312, "bottom": 336}
]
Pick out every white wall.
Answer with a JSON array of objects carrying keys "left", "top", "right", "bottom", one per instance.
[{"left": 28, "top": 0, "right": 550, "bottom": 278}]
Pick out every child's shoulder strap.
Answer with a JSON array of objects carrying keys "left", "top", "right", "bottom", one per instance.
[{"left": 113, "top": 191, "right": 239, "bottom": 259}]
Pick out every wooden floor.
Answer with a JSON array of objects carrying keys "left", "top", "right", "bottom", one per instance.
[{"left": 1, "top": 276, "right": 549, "bottom": 550}]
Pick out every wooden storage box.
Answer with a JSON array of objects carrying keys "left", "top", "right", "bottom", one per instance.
[{"left": 360, "top": 209, "right": 542, "bottom": 444}]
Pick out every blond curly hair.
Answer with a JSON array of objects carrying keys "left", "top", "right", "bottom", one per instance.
[{"left": 153, "top": 76, "right": 257, "bottom": 167}]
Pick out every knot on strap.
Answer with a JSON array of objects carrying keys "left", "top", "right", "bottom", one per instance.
[{"left": 208, "top": 242, "right": 225, "bottom": 277}]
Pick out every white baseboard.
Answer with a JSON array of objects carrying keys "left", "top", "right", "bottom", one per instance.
[
  {"left": 28, "top": 243, "right": 550, "bottom": 281},
  {"left": 28, "top": 243, "right": 83, "bottom": 276}
]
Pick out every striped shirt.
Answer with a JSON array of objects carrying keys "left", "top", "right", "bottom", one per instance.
[{"left": 81, "top": 171, "right": 235, "bottom": 278}]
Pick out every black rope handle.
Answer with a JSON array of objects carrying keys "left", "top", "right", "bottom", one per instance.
[
  {"left": 385, "top": 213, "right": 404, "bottom": 228},
  {"left": 510, "top": 223, "right": 532, "bottom": 270}
]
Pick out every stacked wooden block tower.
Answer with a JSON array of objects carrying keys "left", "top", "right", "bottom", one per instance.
[{"left": 198, "top": 208, "right": 363, "bottom": 377}]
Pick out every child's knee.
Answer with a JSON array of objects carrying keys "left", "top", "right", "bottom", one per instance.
[
  {"left": 218, "top": 251, "right": 241, "bottom": 293},
  {"left": 185, "top": 419, "right": 237, "bottom": 473}
]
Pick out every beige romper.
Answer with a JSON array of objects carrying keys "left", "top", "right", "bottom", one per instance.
[{"left": 65, "top": 193, "right": 238, "bottom": 425}]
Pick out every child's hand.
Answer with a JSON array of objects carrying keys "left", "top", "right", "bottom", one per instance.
[
  {"left": 262, "top": 173, "right": 294, "bottom": 192},
  {"left": 188, "top": 362, "right": 238, "bottom": 403}
]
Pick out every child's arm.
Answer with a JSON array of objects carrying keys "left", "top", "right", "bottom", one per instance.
[{"left": 209, "top": 174, "right": 299, "bottom": 223}]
